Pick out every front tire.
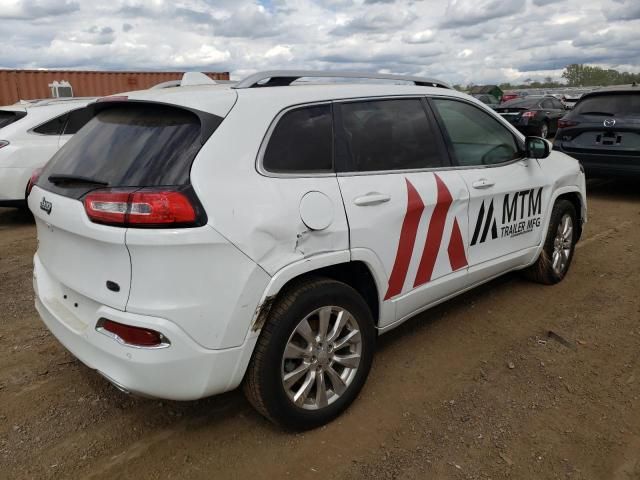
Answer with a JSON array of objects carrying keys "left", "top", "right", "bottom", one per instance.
[
  {"left": 243, "top": 277, "right": 376, "bottom": 430},
  {"left": 524, "top": 199, "right": 577, "bottom": 284}
]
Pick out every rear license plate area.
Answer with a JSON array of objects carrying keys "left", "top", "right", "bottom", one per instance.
[{"left": 596, "top": 132, "right": 622, "bottom": 146}]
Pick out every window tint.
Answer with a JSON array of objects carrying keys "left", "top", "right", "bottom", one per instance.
[
  {"left": 541, "top": 99, "right": 553, "bottom": 109},
  {"left": 63, "top": 107, "right": 94, "bottom": 135},
  {"left": 338, "top": 99, "right": 443, "bottom": 172},
  {"left": 574, "top": 93, "right": 640, "bottom": 116},
  {"left": 263, "top": 105, "right": 332, "bottom": 173},
  {"left": 39, "top": 104, "right": 216, "bottom": 198},
  {"left": 432, "top": 99, "right": 520, "bottom": 166},
  {"left": 0, "top": 111, "right": 26, "bottom": 129},
  {"left": 551, "top": 99, "right": 564, "bottom": 110},
  {"left": 33, "top": 113, "right": 68, "bottom": 135}
]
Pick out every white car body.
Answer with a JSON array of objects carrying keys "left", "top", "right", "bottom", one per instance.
[
  {"left": 0, "top": 97, "right": 96, "bottom": 207},
  {"left": 29, "top": 72, "right": 587, "bottom": 405}
]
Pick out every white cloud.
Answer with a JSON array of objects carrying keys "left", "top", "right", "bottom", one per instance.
[{"left": 0, "top": 0, "right": 638, "bottom": 86}]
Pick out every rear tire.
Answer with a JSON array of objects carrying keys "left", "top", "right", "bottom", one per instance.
[
  {"left": 524, "top": 199, "right": 577, "bottom": 285},
  {"left": 243, "top": 277, "right": 375, "bottom": 430}
]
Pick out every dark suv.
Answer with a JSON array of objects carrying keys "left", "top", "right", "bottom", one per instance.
[{"left": 553, "top": 84, "right": 640, "bottom": 177}]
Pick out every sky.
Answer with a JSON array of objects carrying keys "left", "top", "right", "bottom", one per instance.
[{"left": 0, "top": 0, "right": 639, "bottom": 85}]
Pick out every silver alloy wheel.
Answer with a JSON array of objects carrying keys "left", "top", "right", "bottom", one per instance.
[
  {"left": 281, "top": 306, "right": 362, "bottom": 410},
  {"left": 540, "top": 123, "right": 549, "bottom": 139},
  {"left": 552, "top": 213, "right": 573, "bottom": 275}
]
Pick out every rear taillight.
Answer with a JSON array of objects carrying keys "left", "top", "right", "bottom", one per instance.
[
  {"left": 522, "top": 111, "right": 536, "bottom": 118},
  {"left": 84, "top": 187, "right": 200, "bottom": 228},
  {"left": 558, "top": 119, "right": 579, "bottom": 129},
  {"left": 97, "top": 319, "right": 170, "bottom": 348},
  {"left": 26, "top": 167, "right": 43, "bottom": 196}
]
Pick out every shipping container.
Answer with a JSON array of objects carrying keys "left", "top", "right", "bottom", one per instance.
[{"left": 0, "top": 70, "right": 230, "bottom": 106}]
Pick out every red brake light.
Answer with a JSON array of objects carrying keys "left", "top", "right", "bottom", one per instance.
[
  {"left": 99, "top": 319, "right": 168, "bottom": 347},
  {"left": 84, "top": 188, "right": 198, "bottom": 227},
  {"left": 558, "top": 119, "right": 579, "bottom": 129},
  {"left": 522, "top": 111, "right": 536, "bottom": 118},
  {"left": 26, "top": 167, "right": 43, "bottom": 196}
]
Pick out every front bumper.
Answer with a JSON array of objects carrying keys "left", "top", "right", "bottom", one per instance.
[{"left": 33, "top": 254, "right": 256, "bottom": 400}]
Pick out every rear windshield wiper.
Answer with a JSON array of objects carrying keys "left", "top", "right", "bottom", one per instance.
[
  {"left": 48, "top": 174, "right": 109, "bottom": 186},
  {"left": 579, "top": 111, "right": 614, "bottom": 116}
]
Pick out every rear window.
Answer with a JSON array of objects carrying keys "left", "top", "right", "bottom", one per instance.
[
  {"left": 574, "top": 93, "right": 640, "bottom": 116},
  {"left": 39, "top": 103, "right": 219, "bottom": 198},
  {"left": 0, "top": 110, "right": 26, "bottom": 129},
  {"left": 500, "top": 98, "right": 540, "bottom": 108}
]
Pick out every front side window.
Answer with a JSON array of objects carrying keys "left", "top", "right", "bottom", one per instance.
[
  {"left": 263, "top": 104, "right": 333, "bottom": 173},
  {"left": 432, "top": 99, "right": 521, "bottom": 167},
  {"left": 338, "top": 99, "right": 444, "bottom": 172}
]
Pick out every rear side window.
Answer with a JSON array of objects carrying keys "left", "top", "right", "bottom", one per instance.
[
  {"left": 33, "top": 112, "right": 68, "bottom": 135},
  {"left": 39, "top": 104, "right": 218, "bottom": 197},
  {"left": 63, "top": 107, "right": 94, "bottom": 135},
  {"left": 432, "top": 98, "right": 520, "bottom": 166},
  {"left": 0, "top": 111, "right": 26, "bottom": 129},
  {"left": 338, "top": 99, "right": 444, "bottom": 172},
  {"left": 263, "top": 104, "right": 333, "bottom": 173},
  {"left": 574, "top": 93, "right": 640, "bottom": 116}
]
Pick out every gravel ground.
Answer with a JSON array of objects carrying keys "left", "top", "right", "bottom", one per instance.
[{"left": 0, "top": 178, "right": 638, "bottom": 480}]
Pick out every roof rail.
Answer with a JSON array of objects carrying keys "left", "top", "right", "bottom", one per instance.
[{"left": 232, "top": 70, "right": 451, "bottom": 89}]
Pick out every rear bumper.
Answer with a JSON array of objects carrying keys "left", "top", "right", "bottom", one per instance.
[
  {"left": 33, "top": 254, "right": 257, "bottom": 400},
  {"left": 554, "top": 148, "right": 640, "bottom": 177}
]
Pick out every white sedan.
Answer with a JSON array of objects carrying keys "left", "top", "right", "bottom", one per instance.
[{"left": 0, "top": 97, "right": 95, "bottom": 208}]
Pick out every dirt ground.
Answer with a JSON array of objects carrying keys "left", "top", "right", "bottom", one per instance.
[{"left": 1, "top": 179, "right": 639, "bottom": 480}]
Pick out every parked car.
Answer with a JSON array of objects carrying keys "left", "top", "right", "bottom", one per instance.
[
  {"left": 28, "top": 71, "right": 586, "bottom": 430},
  {"left": 501, "top": 91, "right": 527, "bottom": 102},
  {"left": 0, "top": 97, "right": 96, "bottom": 208},
  {"left": 561, "top": 94, "right": 582, "bottom": 110},
  {"left": 553, "top": 83, "right": 640, "bottom": 177},
  {"left": 495, "top": 95, "right": 566, "bottom": 138},
  {"left": 472, "top": 93, "right": 500, "bottom": 109}
]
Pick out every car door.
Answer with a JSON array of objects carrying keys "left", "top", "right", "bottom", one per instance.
[
  {"left": 335, "top": 97, "right": 471, "bottom": 326},
  {"left": 429, "top": 97, "right": 554, "bottom": 284},
  {"left": 58, "top": 107, "right": 93, "bottom": 148}
]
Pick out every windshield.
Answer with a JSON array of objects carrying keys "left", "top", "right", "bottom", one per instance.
[
  {"left": 574, "top": 93, "right": 640, "bottom": 116},
  {"left": 38, "top": 103, "right": 221, "bottom": 198}
]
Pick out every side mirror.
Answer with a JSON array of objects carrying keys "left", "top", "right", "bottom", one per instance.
[{"left": 525, "top": 136, "right": 551, "bottom": 159}]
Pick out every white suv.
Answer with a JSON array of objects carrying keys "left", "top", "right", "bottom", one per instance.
[
  {"left": 29, "top": 71, "right": 586, "bottom": 429},
  {"left": 0, "top": 97, "right": 96, "bottom": 208}
]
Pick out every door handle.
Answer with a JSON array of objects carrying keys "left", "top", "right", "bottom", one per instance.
[
  {"left": 353, "top": 192, "right": 391, "bottom": 206},
  {"left": 472, "top": 179, "right": 495, "bottom": 189}
]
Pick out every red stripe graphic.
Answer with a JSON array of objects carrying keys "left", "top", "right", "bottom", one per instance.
[
  {"left": 447, "top": 218, "right": 468, "bottom": 271},
  {"left": 384, "top": 179, "right": 424, "bottom": 300},
  {"left": 413, "top": 174, "right": 453, "bottom": 287}
]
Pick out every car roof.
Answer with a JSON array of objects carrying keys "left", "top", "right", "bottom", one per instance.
[
  {"left": 119, "top": 81, "right": 467, "bottom": 117},
  {"left": 1, "top": 97, "right": 97, "bottom": 112},
  {"left": 581, "top": 84, "right": 640, "bottom": 98}
]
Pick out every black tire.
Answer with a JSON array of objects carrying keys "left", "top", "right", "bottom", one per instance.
[
  {"left": 243, "top": 277, "right": 376, "bottom": 430},
  {"left": 524, "top": 199, "right": 577, "bottom": 284}
]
